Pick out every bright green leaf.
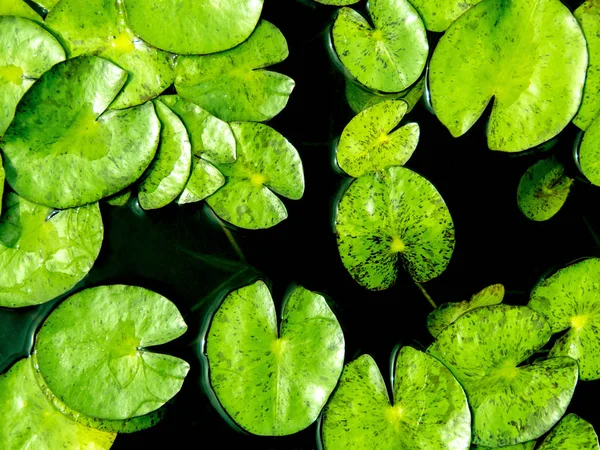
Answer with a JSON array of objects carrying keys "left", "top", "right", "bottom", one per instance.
[
  {"left": 106, "top": 188, "right": 132, "bottom": 207},
  {"left": 409, "top": 0, "right": 483, "bottom": 32},
  {"left": 345, "top": 76, "right": 424, "bottom": 115},
  {"left": 33, "top": 0, "right": 60, "bottom": 10},
  {"left": 177, "top": 158, "right": 225, "bottom": 205},
  {"left": 472, "top": 442, "right": 536, "bottom": 450},
  {"left": 0, "top": 0, "right": 42, "bottom": 22},
  {"left": 579, "top": 115, "right": 600, "bottom": 186},
  {"left": 315, "top": 0, "right": 360, "bottom": 4},
  {"left": 537, "top": 414, "right": 600, "bottom": 450}
]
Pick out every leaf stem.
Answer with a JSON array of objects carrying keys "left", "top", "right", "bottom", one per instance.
[
  {"left": 215, "top": 216, "right": 247, "bottom": 263},
  {"left": 415, "top": 282, "right": 437, "bottom": 309}
]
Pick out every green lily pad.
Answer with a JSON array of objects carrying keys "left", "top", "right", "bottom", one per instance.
[
  {"left": 528, "top": 258, "right": 600, "bottom": 381},
  {"left": 35, "top": 285, "right": 190, "bottom": 420},
  {"left": 345, "top": 76, "right": 424, "bottom": 114},
  {"left": 409, "top": 0, "right": 483, "bottom": 32},
  {"left": 0, "top": 0, "right": 42, "bottom": 22},
  {"left": 0, "top": 358, "right": 116, "bottom": 449},
  {"left": 332, "top": 0, "right": 428, "bottom": 93},
  {"left": 517, "top": 156, "right": 573, "bottom": 221},
  {"left": 2, "top": 56, "right": 160, "bottom": 209},
  {"left": 33, "top": 0, "right": 60, "bottom": 11},
  {"left": 336, "top": 100, "right": 419, "bottom": 177},
  {"left": 428, "top": 305, "right": 579, "bottom": 447},
  {"left": 122, "top": 0, "right": 264, "bottom": 55},
  {"left": 427, "top": 283, "right": 505, "bottom": 338},
  {"left": 335, "top": 166, "right": 454, "bottom": 289},
  {"left": 0, "top": 16, "right": 65, "bottom": 137},
  {"left": 537, "top": 414, "right": 599, "bottom": 450},
  {"left": 315, "top": 0, "right": 360, "bottom": 4},
  {"left": 206, "top": 122, "right": 304, "bottom": 229},
  {"left": 138, "top": 100, "right": 192, "bottom": 210},
  {"left": 45, "top": 0, "right": 175, "bottom": 109},
  {"left": 0, "top": 193, "right": 103, "bottom": 308},
  {"left": 177, "top": 158, "right": 225, "bottom": 205},
  {"left": 0, "top": 155, "right": 4, "bottom": 214},
  {"left": 472, "top": 443, "right": 536, "bottom": 450},
  {"left": 321, "top": 347, "right": 471, "bottom": 450},
  {"left": 579, "top": 115, "right": 600, "bottom": 186},
  {"left": 175, "top": 21, "right": 294, "bottom": 122},
  {"left": 429, "top": 0, "right": 588, "bottom": 151},
  {"left": 206, "top": 281, "right": 345, "bottom": 436},
  {"left": 106, "top": 188, "right": 132, "bottom": 207}
]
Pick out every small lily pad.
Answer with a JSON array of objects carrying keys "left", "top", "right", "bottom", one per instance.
[
  {"left": 206, "top": 281, "right": 345, "bottom": 436},
  {"left": 321, "top": 347, "right": 471, "bottom": 450},
  {"left": 335, "top": 166, "right": 454, "bottom": 289},
  {"left": 206, "top": 122, "right": 304, "bottom": 229},
  {"left": 0, "top": 0, "right": 42, "bottom": 22},
  {"left": 517, "top": 156, "right": 573, "bottom": 221},
  {"left": 409, "top": 0, "right": 483, "bottom": 32},
  {"left": 2, "top": 56, "right": 160, "bottom": 209},
  {"left": 429, "top": 0, "right": 588, "bottom": 151},
  {"left": 336, "top": 100, "right": 419, "bottom": 177},
  {"left": 35, "top": 285, "right": 190, "bottom": 420},
  {"left": 345, "top": 76, "right": 424, "bottom": 114},
  {"left": 428, "top": 305, "right": 579, "bottom": 447},
  {"left": 537, "top": 414, "right": 599, "bottom": 450},
  {"left": 579, "top": 115, "right": 600, "bottom": 186},
  {"left": 175, "top": 21, "right": 294, "bottom": 122},
  {"left": 332, "top": 0, "right": 428, "bottom": 93},
  {"left": 0, "top": 193, "right": 103, "bottom": 308}
]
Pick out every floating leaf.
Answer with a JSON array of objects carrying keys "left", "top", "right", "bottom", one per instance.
[
  {"left": 472, "top": 443, "right": 536, "bottom": 450},
  {"left": 335, "top": 166, "right": 454, "bottom": 289},
  {"left": 106, "top": 188, "right": 132, "bottom": 207},
  {"left": 409, "top": 0, "right": 483, "bottom": 32},
  {"left": 2, "top": 56, "right": 160, "bottom": 209},
  {"left": 177, "top": 158, "right": 225, "bottom": 205},
  {"left": 206, "top": 281, "right": 345, "bottom": 436},
  {"left": 0, "top": 193, "right": 103, "bottom": 308},
  {"left": 35, "top": 285, "right": 190, "bottom": 420},
  {"left": 332, "top": 0, "right": 428, "bottom": 93},
  {"left": 537, "top": 414, "right": 599, "bottom": 450},
  {"left": 0, "top": 0, "right": 42, "bottom": 22},
  {"left": 321, "top": 347, "right": 470, "bottom": 450},
  {"left": 175, "top": 21, "right": 294, "bottom": 122},
  {"left": 579, "top": 115, "right": 600, "bottom": 186},
  {"left": 428, "top": 305, "right": 578, "bottom": 447},
  {"left": 345, "top": 76, "right": 424, "bottom": 114},
  {"left": 336, "top": 100, "right": 419, "bottom": 177},
  {"left": 315, "top": 0, "right": 360, "bottom": 4},
  {"left": 429, "top": 0, "right": 587, "bottom": 151}
]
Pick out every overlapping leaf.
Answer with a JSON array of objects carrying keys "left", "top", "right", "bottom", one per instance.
[
  {"left": 345, "top": 76, "right": 424, "bottom": 114},
  {"left": 409, "top": 0, "right": 483, "bottom": 32},
  {"left": 579, "top": 115, "right": 600, "bottom": 186},
  {"left": 0, "top": 0, "right": 42, "bottom": 22}
]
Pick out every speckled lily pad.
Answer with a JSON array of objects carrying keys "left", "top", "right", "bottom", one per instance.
[
  {"left": 409, "top": 0, "right": 483, "bottom": 32},
  {"left": 472, "top": 442, "right": 536, "bottom": 450},
  {"left": 0, "top": 0, "right": 42, "bottom": 22},
  {"left": 175, "top": 21, "right": 294, "bottom": 122},
  {"left": 106, "top": 188, "right": 132, "bottom": 207},
  {"left": 579, "top": 115, "right": 600, "bottom": 186},
  {"left": 32, "top": 0, "right": 60, "bottom": 11},
  {"left": 332, "top": 0, "right": 428, "bottom": 93},
  {"left": 321, "top": 347, "right": 471, "bottom": 450},
  {"left": 206, "top": 281, "right": 345, "bottom": 436},
  {"left": 429, "top": 0, "right": 587, "bottom": 151},
  {"left": 428, "top": 305, "right": 579, "bottom": 447},
  {"left": 35, "top": 285, "right": 190, "bottom": 420},
  {"left": 345, "top": 76, "right": 424, "bottom": 114},
  {"left": 335, "top": 166, "right": 454, "bottom": 290},
  {"left": 315, "top": 0, "right": 360, "bottom": 4},
  {"left": 537, "top": 414, "right": 599, "bottom": 450}
]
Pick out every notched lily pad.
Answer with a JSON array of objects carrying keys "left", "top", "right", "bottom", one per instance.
[
  {"left": 579, "top": 115, "right": 600, "bottom": 186},
  {"left": 409, "top": 0, "right": 483, "bottom": 32},
  {"left": 206, "top": 281, "right": 345, "bottom": 436},
  {"left": 0, "top": 0, "right": 42, "bottom": 22},
  {"left": 537, "top": 414, "right": 599, "bottom": 450},
  {"left": 345, "top": 76, "right": 424, "bottom": 114}
]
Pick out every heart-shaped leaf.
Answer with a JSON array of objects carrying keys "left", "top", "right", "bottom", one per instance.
[
  {"left": 579, "top": 115, "right": 600, "bottom": 186},
  {"left": 206, "top": 281, "right": 345, "bottom": 436},
  {"left": 175, "top": 21, "right": 294, "bottom": 122},
  {"left": 345, "top": 76, "right": 424, "bottom": 114},
  {"left": 537, "top": 414, "right": 599, "bottom": 450},
  {"left": 332, "top": 0, "right": 428, "bottom": 93},
  {"left": 429, "top": 0, "right": 588, "bottom": 151},
  {"left": 409, "top": 0, "right": 483, "bottom": 32},
  {"left": 0, "top": 0, "right": 42, "bottom": 22},
  {"left": 335, "top": 166, "right": 454, "bottom": 289},
  {"left": 321, "top": 347, "right": 471, "bottom": 450},
  {"left": 35, "top": 285, "right": 190, "bottom": 420},
  {"left": 1, "top": 56, "right": 160, "bottom": 209}
]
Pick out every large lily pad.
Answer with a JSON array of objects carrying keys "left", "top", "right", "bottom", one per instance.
[
  {"left": 579, "top": 115, "right": 600, "bottom": 186},
  {"left": 409, "top": 0, "right": 483, "bottom": 32},
  {"left": 428, "top": 305, "right": 579, "bottom": 447},
  {"left": 0, "top": 193, "right": 103, "bottom": 308},
  {"left": 517, "top": 156, "right": 573, "bottom": 221},
  {"left": 345, "top": 76, "right": 424, "bottom": 114},
  {"left": 206, "top": 122, "right": 304, "bottom": 229},
  {"left": 528, "top": 258, "right": 600, "bottom": 381},
  {"left": 0, "top": 0, "right": 42, "bottom": 22},
  {"left": 321, "top": 347, "right": 470, "bottom": 450},
  {"left": 46, "top": 0, "right": 174, "bottom": 110},
  {"left": 2, "top": 56, "right": 160, "bottom": 209},
  {"left": 0, "top": 358, "right": 116, "bottom": 449},
  {"left": 33, "top": 0, "right": 60, "bottom": 11},
  {"left": 537, "top": 414, "right": 599, "bottom": 450},
  {"left": 206, "top": 281, "right": 345, "bottom": 436},
  {"left": 0, "top": 16, "right": 65, "bottom": 137},
  {"left": 175, "top": 21, "right": 294, "bottom": 123},
  {"left": 332, "top": 0, "right": 428, "bottom": 93},
  {"left": 335, "top": 166, "right": 454, "bottom": 289},
  {"left": 123, "top": 0, "right": 264, "bottom": 55},
  {"left": 35, "top": 285, "right": 190, "bottom": 420},
  {"left": 429, "top": 0, "right": 588, "bottom": 151},
  {"left": 336, "top": 100, "right": 419, "bottom": 177}
]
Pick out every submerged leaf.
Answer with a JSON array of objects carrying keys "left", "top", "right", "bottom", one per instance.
[
  {"left": 579, "top": 115, "right": 600, "bottom": 186},
  {"left": 345, "top": 76, "right": 424, "bottom": 114},
  {"left": 537, "top": 414, "right": 599, "bottom": 450},
  {"left": 0, "top": 0, "right": 42, "bottom": 22}
]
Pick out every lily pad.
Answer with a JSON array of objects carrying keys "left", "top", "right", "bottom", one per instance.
[
  {"left": 0, "top": 15, "right": 65, "bottom": 137},
  {"left": 175, "top": 21, "right": 294, "bottom": 122},
  {"left": 528, "top": 258, "right": 600, "bottom": 381},
  {"left": 138, "top": 100, "right": 192, "bottom": 210},
  {"left": 579, "top": 115, "right": 600, "bottom": 186},
  {"left": 345, "top": 76, "right": 424, "bottom": 114},
  {"left": 332, "top": 0, "right": 428, "bottom": 93},
  {"left": 123, "top": 0, "right": 264, "bottom": 55},
  {"left": 0, "top": 0, "right": 42, "bottom": 22},
  {"left": 206, "top": 122, "right": 304, "bottom": 229},
  {"left": 315, "top": 0, "right": 360, "bottom": 4},
  {"left": 45, "top": 0, "right": 175, "bottom": 109},
  {"left": 2, "top": 56, "right": 160, "bottom": 209},
  {"left": 321, "top": 347, "right": 470, "bottom": 450},
  {"left": 0, "top": 193, "right": 103, "bottom": 308},
  {"left": 206, "top": 281, "right": 345, "bottom": 436},
  {"left": 427, "top": 283, "right": 505, "bottom": 338},
  {"left": 33, "top": 0, "right": 60, "bottom": 11},
  {"left": 35, "top": 285, "right": 190, "bottom": 420},
  {"left": 178, "top": 158, "right": 225, "bottom": 205},
  {"left": 0, "top": 358, "right": 116, "bottom": 449},
  {"left": 409, "top": 0, "right": 483, "bottom": 32},
  {"left": 106, "top": 188, "right": 132, "bottom": 207},
  {"left": 473, "top": 443, "right": 536, "bottom": 450},
  {"left": 537, "top": 414, "right": 599, "bottom": 450},
  {"left": 335, "top": 166, "right": 454, "bottom": 289},
  {"left": 336, "top": 100, "right": 419, "bottom": 177},
  {"left": 429, "top": 0, "right": 588, "bottom": 151},
  {"left": 428, "top": 305, "right": 579, "bottom": 447},
  {"left": 517, "top": 156, "right": 573, "bottom": 221}
]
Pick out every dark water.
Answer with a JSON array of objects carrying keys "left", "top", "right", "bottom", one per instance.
[{"left": 1, "top": 0, "right": 599, "bottom": 447}]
